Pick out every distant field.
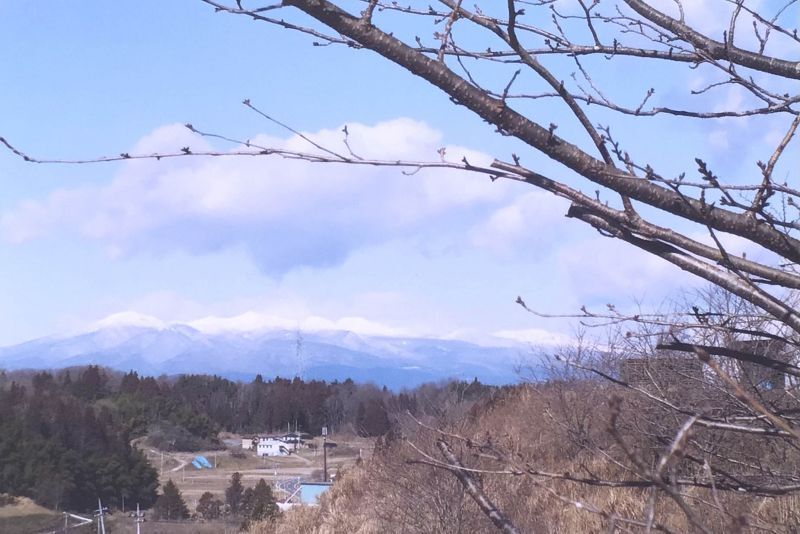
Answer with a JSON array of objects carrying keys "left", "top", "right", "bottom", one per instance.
[
  {"left": 142, "top": 434, "right": 374, "bottom": 507},
  {"left": 0, "top": 496, "right": 93, "bottom": 534},
  {"left": 1, "top": 515, "right": 60, "bottom": 534},
  {"left": 106, "top": 517, "right": 241, "bottom": 533},
  {"left": 0, "top": 434, "right": 373, "bottom": 534},
  {"left": 0, "top": 498, "right": 234, "bottom": 534}
]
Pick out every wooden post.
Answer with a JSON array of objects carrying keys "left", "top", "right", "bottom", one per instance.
[
  {"left": 323, "top": 435, "right": 328, "bottom": 482},
  {"left": 322, "top": 425, "right": 328, "bottom": 482}
]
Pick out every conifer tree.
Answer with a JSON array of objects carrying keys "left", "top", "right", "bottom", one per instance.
[
  {"left": 196, "top": 491, "right": 223, "bottom": 520},
  {"left": 241, "top": 478, "right": 279, "bottom": 527},
  {"left": 152, "top": 479, "right": 189, "bottom": 520},
  {"left": 225, "top": 471, "right": 244, "bottom": 515}
]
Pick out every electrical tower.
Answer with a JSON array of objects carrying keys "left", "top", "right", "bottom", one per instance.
[{"left": 295, "top": 328, "right": 306, "bottom": 380}]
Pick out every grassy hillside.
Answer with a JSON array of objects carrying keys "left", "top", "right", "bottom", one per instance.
[
  {"left": 250, "top": 385, "right": 800, "bottom": 533},
  {"left": 0, "top": 496, "right": 64, "bottom": 534}
]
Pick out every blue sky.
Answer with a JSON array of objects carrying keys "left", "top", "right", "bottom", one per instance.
[{"left": 0, "top": 1, "right": 796, "bottom": 347}]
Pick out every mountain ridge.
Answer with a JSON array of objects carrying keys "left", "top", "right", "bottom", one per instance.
[{"left": 0, "top": 317, "right": 541, "bottom": 389}]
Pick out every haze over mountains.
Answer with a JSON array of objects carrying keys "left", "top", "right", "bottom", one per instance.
[{"left": 0, "top": 312, "right": 542, "bottom": 388}]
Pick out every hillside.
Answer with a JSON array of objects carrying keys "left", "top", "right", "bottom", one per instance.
[
  {"left": 0, "top": 365, "right": 497, "bottom": 517},
  {"left": 258, "top": 385, "right": 800, "bottom": 533},
  {"left": 0, "top": 496, "right": 86, "bottom": 534}
]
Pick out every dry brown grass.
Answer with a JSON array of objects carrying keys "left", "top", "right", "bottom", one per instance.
[
  {"left": 248, "top": 466, "right": 380, "bottom": 534},
  {"left": 0, "top": 495, "right": 53, "bottom": 518},
  {"left": 107, "top": 518, "right": 242, "bottom": 533},
  {"left": 0, "top": 496, "right": 76, "bottom": 534},
  {"left": 248, "top": 384, "right": 800, "bottom": 533}
]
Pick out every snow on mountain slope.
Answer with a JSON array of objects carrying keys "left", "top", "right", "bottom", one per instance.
[
  {"left": 0, "top": 315, "right": 542, "bottom": 388},
  {"left": 90, "top": 311, "right": 168, "bottom": 331}
]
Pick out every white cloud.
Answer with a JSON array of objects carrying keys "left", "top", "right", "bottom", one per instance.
[
  {"left": 1, "top": 119, "right": 508, "bottom": 274},
  {"left": 557, "top": 235, "right": 700, "bottom": 301},
  {"left": 492, "top": 327, "right": 575, "bottom": 346},
  {"left": 90, "top": 311, "right": 168, "bottom": 331},
  {"left": 310, "top": 316, "right": 413, "bottom": 337},
  {"left": 187, "top": 311, "right": 294, "bottom": 334},
  {"left": 187, "top": 311, "right": 413, "bottom": 337},
  {"left": 80, "top": 309, "right": 416, "bottom": 339},
  {"left": 79, "top": 307, "right": 579, "bottom": 345},
  {"left": 648, "top": 0, "right": 765, "bottom": 42},
  {"left": 708, "top": 128, "right": 731, "bottom": 150},
  {"left": 470, "top": 191, "right": 571, "bottom": 255}
]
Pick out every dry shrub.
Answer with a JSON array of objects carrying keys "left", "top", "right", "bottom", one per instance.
[
  {"left": 248, "top": 508, "right": 319, "bottom": 534},
  {"left": 248, "top": 465, "right": 380, "bottom": 534},
  {"left": 254, "top": 383, "right": 800, "bottom": 533}
]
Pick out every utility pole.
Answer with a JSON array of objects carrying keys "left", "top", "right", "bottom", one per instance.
[
  {"left": 95, "top": 498, "right": 107, "bottom": 534},
  {"left": 134, "top": 503, "right": 145, "bottom": 534},
  {"left": 322, "top": 426, "right": 328, "bottom": 482}
]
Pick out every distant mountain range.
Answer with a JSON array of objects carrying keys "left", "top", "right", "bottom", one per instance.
[{"left": 0, "top": 313, "right": 543, "bottom": 389}]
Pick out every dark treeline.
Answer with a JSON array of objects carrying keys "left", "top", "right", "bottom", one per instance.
[
  {"left": 0, "top": 366, "right": 497, "bottom": 513},
  {"left": 92, "top": 369, "right": 494, "bottom": 440},
  {"left": 0, "top": 367, "right": 159, "bottom": 512}
]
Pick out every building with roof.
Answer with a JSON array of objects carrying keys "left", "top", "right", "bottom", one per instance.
[{"left": 256, "top": 438, "right": 291, "bottom": 457}]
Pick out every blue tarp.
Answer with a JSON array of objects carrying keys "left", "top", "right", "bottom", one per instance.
[{"left": 195, "top": 455, "right": 213, "bottom": 469}]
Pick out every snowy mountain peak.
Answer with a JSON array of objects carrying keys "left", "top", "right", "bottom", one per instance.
[
  {"left": 188, "top": 312, "right": 293, "bottom": 335},
  {"left": 185, "top": 312, "right": 411, "bottom": 338},
  {"left": 0, "top": 313, "right": 539, "bottom": 388},
  {"left": 90, "top": 311, "right": 168, "bottom": 332}
]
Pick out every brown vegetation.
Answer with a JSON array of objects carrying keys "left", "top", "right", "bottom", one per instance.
[
  {"left": 252, "top": 380, "right": 800, "bottom": 533},
  {"left": 0, "top": 495, "right": 72, "bottom": 534}
]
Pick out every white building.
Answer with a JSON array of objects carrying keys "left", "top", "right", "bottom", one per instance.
[
  {"left": 257, "top": 438, "right": 291, "bottom": 457},
  {"left": 242, "top": 437, "right": 255, "bottom": 450}
]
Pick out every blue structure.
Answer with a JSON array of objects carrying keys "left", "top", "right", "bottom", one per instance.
[
  {"left": 191, "top": 455, "right": 213, "bottom": 469},
  {"left": 299, "top": 482, "right": 332, "bottom": 504}
]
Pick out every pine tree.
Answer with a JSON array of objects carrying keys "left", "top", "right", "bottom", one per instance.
[
  {"left": 196, "top": 491, "right": 223, "bottom": 520},
  {"left": 249, "top": 479, "right": 278, "bottom": 521},
  {"left": 225, "top": 471, "right": 244, "bottom": 515},
  {"left": 119, "top": 371, "right": 140, "bottom": 395},
  {"left": 241, "top": 478, "right": 279, "bottom": 527},
  {"left": 152, "top": 479, "right": 189, "bottom": 520}
]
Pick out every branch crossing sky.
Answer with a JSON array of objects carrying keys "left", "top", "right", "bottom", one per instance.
[{"left": 0, "top": 1, "right": 794, "bottom": 347}]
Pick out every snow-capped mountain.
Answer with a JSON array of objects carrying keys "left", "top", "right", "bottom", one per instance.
[{"left": 0, "top": 313, "right": 542, "bottom": 388}]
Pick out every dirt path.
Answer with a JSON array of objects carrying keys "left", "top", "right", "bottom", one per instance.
[{"left": 170, "top": 456, "right": 189, "bottom": 472}]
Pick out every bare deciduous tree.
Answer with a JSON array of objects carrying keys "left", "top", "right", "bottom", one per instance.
[{"left": 3, "top": 0, "right": 800, "bottom": 531}]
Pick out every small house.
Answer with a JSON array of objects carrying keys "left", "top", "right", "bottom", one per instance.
[
  {"left": 257, "top": 438, "right": 291, "bottom": 457},
  {"left": 242, "top": 437, "right": 255, "bottom": 450}
]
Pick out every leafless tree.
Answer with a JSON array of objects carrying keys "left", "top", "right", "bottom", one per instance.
[{"left": 3, "top": 0, "right": 800, "bottom": 531}]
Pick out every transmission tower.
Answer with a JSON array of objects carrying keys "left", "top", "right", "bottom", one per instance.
[{"left": 295, "top": 328, "right": 306, "bottom": 380}]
